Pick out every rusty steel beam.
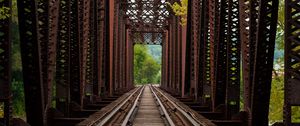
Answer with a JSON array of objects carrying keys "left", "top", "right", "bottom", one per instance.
[
  {"left": 69, "top": 0, "right": 82, "bottom": 106},
  {"left": 84, "top": 0, "right": 95, "bottom": 103},
  {"left": 284, "top": 0, "right": 300, "bottom": 125},
  {"left": 95, "top": 0, "right": 106, "bottom": 97},
  {"left": 113, "top": 0, "right": 119, "bottom": 93},
  {"left": 251, "top": 0, "right": 279, "bottom": 125},
  {"left": 186, "top": 0, "right": 202, "bottom": 100},
  {"left": 225, "top": 0, "right": 241, "bottom": 119},
  {"left": 80, "top": 0, "right": 91, "bottom": 106},
  {"left": 184, "top": 0, "right": 192, "bottom": 96},
  {"left": 0, "top": 0, "right": 12, "bottom": 125},
  {"left": 239, "top": 0, "right": 259, "bottom": 123},
  {"left": 37, "top": 0, "right": 60, "bottom": 115},
  {"left": 56, "top": 0, "right": 71, "bottom": 116},
  {"left": 93, "top": 0, "right": 106, "bottom": 97},
  {"left": 108, "top": 0, "right": 114, "bottom": 96},
  {"left": 37, "top": 1, "right": 50, "bottom": 109},
  {"left": 103, "top": 0, "right": 110, "bottom": 96},
  {"left": 17, "top": 0, "right": 45, "bottom": 125},
  {"left": 47, "top": 0, "right": 60, "bottom": 116},
  {"left": 208, "top": 0, "right": 221, "bottom": 111},
  {"left": 125, "top": 0, "right": 170, "bottom": 31},
  {"left": 214, "top": 0, "right": 229, "bottom": 111},
  {"left": 200, "top": 0, "right": 211, "bottom": 105}
]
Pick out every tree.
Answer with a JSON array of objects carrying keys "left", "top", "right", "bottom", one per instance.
[
  {"left": 0, "top": 0, "right": 18, "bottom": 22},
  {"left": 0, "top": 103, "right": 3, "bottom": 118},
  {"left": 167, "top": 0, "right": 188, "bottom": 25},
  {"left": 134, "top": 44, "right": 161, "bottom": 84},
  {"left": 0, "top": 6, "right": 10, "bottom": 20}
]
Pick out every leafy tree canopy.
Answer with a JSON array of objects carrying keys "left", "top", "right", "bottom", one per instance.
[
  {"left": 167, "top": 0, "right": 188, "bottom": 25},
  {"left": 134, "top": 44, "right": 161, "bottom": 84}
]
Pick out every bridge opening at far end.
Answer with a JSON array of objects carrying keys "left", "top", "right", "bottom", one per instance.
[{"left": 133, "top": 44, "right": 162, "bottom": 86}]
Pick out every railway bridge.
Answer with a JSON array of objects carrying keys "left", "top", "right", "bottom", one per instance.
[{"left": 0, "top": 0, "right": 299, "bottom": 126}]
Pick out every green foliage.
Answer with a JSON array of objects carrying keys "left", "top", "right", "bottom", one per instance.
[
  {"left": 12, "top": 80, "right": 26, "bottom": 117},
  {"left": 0, "top": 0, "right": 18, "bottom": 22},
  {"left": 0, "top": 6, "right": 10, "bottom": 20},
  {"left": 269, "top": 76, "right": 284, "bottom": 123},
  {"left": 276, "top": 0, "right": 284, "bottom": 50},
  {"left": 134, "top": 45, "right": 161, "bottom": 84},
  {"left": 9, "top": 0, "right": 26, "bottom": 118},
  {"left": 167, "top": 0, "right": 188, "bottom": 25},
  {"left": 0, "top": 102, "right": 3, "bottom": 118}
]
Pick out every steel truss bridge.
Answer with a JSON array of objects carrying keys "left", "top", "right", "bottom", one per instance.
[{"left": 0, "top": 0, "right": 299, "bottom": 126}]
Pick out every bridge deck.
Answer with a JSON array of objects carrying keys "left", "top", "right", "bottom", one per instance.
[{"left": 133, "top": 86, "right": 165, "bottom": 126}]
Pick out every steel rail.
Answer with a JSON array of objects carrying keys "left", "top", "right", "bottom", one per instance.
[
  {"left": 152, "top": 86, "right": 202, "bottom": 126},
  {"left": 95, "top": 86, "right": 144, "bottom": 126},
  {"left": 121, "top": 86, "right": 145, "bottom": 126},
  {"left": 149, "top": 85, "right": 175, "bottom": 126}
]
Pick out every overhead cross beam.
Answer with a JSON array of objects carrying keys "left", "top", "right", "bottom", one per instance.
[{"left": 124, "top": 0, "right": 170, "bottom": 32}]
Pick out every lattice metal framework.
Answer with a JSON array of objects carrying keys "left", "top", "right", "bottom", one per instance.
[
  {"left": 125, "top": 0, "right": 170, "bottom": 32},
  {"left": 251, "top": 1, "right": 278, "bottom": 125},
  {"left": 1, "top": 0, "right": 284, "bottom": 125},
  {"left": 187, "top": 0, "right": 279, "bottom": 124},
  {"left": 284, "top": 0, "right": 300, "bottom": 125}
]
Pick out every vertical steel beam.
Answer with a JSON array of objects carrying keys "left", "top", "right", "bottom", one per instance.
[
  {"left": 184, "top": 0, "right": 192, "bottom": 97},
  {"left": 17, "top": 0, "right": 45, "bottom": 125},
  {"left": 200, "top": 0, "right": 211, "bottom": 104},
  {"left": 186, "top": 0, "right": 201, "bottom": 100},
  {"left": 103, "top": 0, "right": 110, "bottom": 96},
  {"left": 113, "top": 0, "right": 119, "bottom": 93},
  {"left": 80, "top": 0, "right": 91, "bottom": 106},
  {"left": 93, "top": 0, "right": 101, "bottom": 97},
  {"left": 56, "top": 0, "right": 71, "bottom": 116},
  {"left": 69, "top": 0, "right": 81, "bottom": 105},
  {"left": 208, "top": 0, "right": 220, "bottom": 111},
  {"left": 214, "top": 0, "right": 229, "bottom": 110},
  {"left": 181, "top": 25, "right": 187, "bottom": 97},
  {"left": 95, "top": 0, "right": 105, "bottom": 97},
  {"left": 239, "top": 0, "right": 259, "bottom": 123},
  {"left": 251, "top": 0, "right": 278, "bottom": 125},
  {"left": 225, "top": 0, "right": 241, "bottom": 119},
  {"left": 284, "top": 0, "right": 300, "bottom": 125},
  {"left": 47, "top": 0, "right": 60, "bottom": 115},
  {"left": 84, "top": 0, "right": 95, "bottom": 102},
  {"left": 37, "top": 0, "right": 60, "bottom": 115},
  {"left": 109, "top": 0, "right": 115, "bottom": 96},
  {"left": 0, "top": 1, "right": 12, "bottom": 125},
  {"left": 37, "top": 1, "right": 50, "bottom": 109},
  {"left": 36, "top": 0, "right": 60, "bottom": 115}
]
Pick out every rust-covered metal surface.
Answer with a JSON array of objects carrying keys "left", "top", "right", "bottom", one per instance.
[
  {"left": 284, "top": 0, "right": 300, "bottom": 125},
  {"left": 1, "top": 0, "right": 296, "bottom": 125}
]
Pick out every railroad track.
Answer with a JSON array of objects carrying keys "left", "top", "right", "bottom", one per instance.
[{"left": 77, "top": 85, "right": 216, "bottom": 126}]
